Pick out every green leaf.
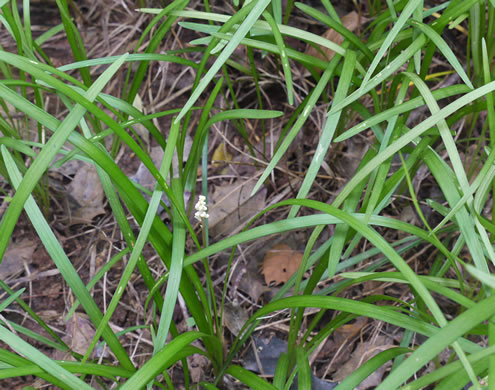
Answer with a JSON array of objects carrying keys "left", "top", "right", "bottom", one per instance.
[
  {"left": 0, "top": 324, "right": 93, "bottom": 389},
  {"left": 175, "top": 0, "right": 272, "bottom": 122},
  {"left": 226, "top": 365, "right": 278, "bottom": 389},
  {"left": 378, "top": 295, "right": 495, "bottom": 389},
  {"left": 410, "top": 20, "right": 473, "bottom": 88}
]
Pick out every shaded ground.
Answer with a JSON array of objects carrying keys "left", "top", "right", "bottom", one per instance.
[{"left": 0, "top": 0, "right": 475, "bottom": 388}]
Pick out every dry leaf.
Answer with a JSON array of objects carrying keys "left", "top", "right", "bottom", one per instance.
[
  {"left": 333, "top": 317, "right": 368, "bottom": 344},
  {"left": 332, "top": 335, "right": 394, "bottom": 384},
  {"left": 243, "top": 336, "right": 337, "bottom": 389},
  {"left": 305, "top": 12, "right": 364, "bottom": 64},
  {"left": 223, "top": 300, "right": 249, "bottom": 336},
  {"left": 262, "top": 244, "right": 303, "bottom": 286},
  {"left": 131, "top": 94, "right": 149, "bottom": 146},
  {"left": 130, "top": 146, "right": 165, "bottom": 191},
  {"left": 129, "top": 146, "right": 191, "bottom": 214},
  {"left": 66, "top": 313, "right": 95, "bottom": 355},
  {"left": 67, "top": 163, "right": 105, "bottom": 222},
  {"left": 208, "top": 179, "right": 266, "bottom": 238},
  {"left": 187, "top": 353, "right": 209, "bottom": 383},
  {"left": 56, "top": 313, "right": 108, "bottom": 360},
  {"left": 0, "top": 239, "right": 36, "bottom": 279},
  {"left": 237, "top": 268, "right": 271, "bottom": 302},
  {"left": 212, "top": 143, "right": 232, "bottom": 167}
]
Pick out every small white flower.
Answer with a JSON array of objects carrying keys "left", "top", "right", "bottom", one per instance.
[{"left": 194, "top": 195, "right": 209, "bottom": 221}]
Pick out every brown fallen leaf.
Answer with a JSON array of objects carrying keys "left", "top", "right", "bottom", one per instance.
[
  {"left": 305, "top": 11, "right": 366, "bottom": 64},
  {"left": 262, "top": 244, "right": 303, "bottom": 286},
  {"left": 0, "top": 239, "right": 36, "bottom": 279},
  {"left": 332, "top": 335, "right": 395, "bottom": 385},
  {"left": 237, "top": 267, "right": 271, "bottom": 302},
  {"left": 55, "top": 313, "right": 108, "bottom": 360},
  {"left": 334, "top": 317, "right": 368, "bottom": 344},
  {"left": 187, "top": 351, "right": 209, "bottom": 383},
  {"left": 67, "top": 163, "right": 105, "bottom": 223},
  {"left": 223, "top": 300, "right": 249, "bottom": 336},
  {"left": 208, "top": 179, "right": 266, "bottom": 238}
]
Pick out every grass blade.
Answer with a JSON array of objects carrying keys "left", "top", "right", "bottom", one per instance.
[
  {"left": 0, "top": 324, "right": 92, "bottom": 389},
  {"left": 175, "top": 0, "right": 271, "bottom": 122}
]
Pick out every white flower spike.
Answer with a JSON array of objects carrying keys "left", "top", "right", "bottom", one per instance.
[{"left": 194, "top": 195, "right": 209, "bottom": 221}]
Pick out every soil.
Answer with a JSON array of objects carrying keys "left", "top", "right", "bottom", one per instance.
[{"left": 0, "top": 0, "right": 476, "bottom": 388}]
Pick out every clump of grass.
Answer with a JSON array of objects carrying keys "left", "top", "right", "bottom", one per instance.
[{"left": 1, "top": 0, "right": 495, "bottom": 388}]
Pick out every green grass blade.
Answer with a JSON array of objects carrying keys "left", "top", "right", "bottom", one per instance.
[
  {"left": 0, "top": 280, "right": 68, "bottom": 350},
  {"left": 82, "top": 134, "right": 175, "bottom": 363},
  {"left": 340, "top": 272, "right": 474, "bottom": 309},
  {"left": 288, "top": 50, "right": 356, "bottom": 217},
  {"left": 331, "top": 34, "right": 427, "bottom": 114},
  {"left": 65, "top": 248, "right": 130, "bottom": 320},
  {"left": 295, "top": 2, "right": 374, "bottom": 61},
  {"left": 361, "top": 0, "right": 421, "bottom": 88},
  {"left": 332, "top": 80, "right": 495, "bottom": 209},
  {"left": 378, "top": 295, "right": 495, "bottom": 390},
  {"left": 34, "top": 23, "right": 64, "bottom": 46},
  {"left": 0, "top": 58, "right": 135, "bottom": 371},
  {"left": 0, "top": 288, "right": 24, "bottom": 312},
  {"left": 55, "top": 0, "right": 92, "bottom": 86},
  {"left": 243, "top": 295, "right": 480, "bottom": 353},
  {"left": 336, "top": 85, "right": 470, "bottom": 142},
  {"left": 262, "top": 11, "right": 293, "bottom": 105},
  {"left": 167, "top": 9, "right": 346, "bottom": 56},
  {"left": 121, "top": 332, "right": 217, "bottom": 388},
  {"left": 410, "top": 20, "right": 473, "bottom": 88},
  {"left": 335, "top": 347, "right": 411, "bottom": 390},
  {"left": 251, "top": 51, "right": 343, "bottom": 196},
  {"left": 226, "top": 365, "right": 278, "bottom": 389},
  {"left": 128, "top": 0, "right": 188, "bottom": 104},
  {"left": 405, "top": 72, "right": 486, "bottom": 270},
  {"left": 22, "top": 0, "right": 32, "bottom": 50},
  {"left": 296, "top": 347, "right": 311, "bottom": 390},
  {"left": 175, "top": 0, "right": 276, "bottom": 122},
  {"left": 1, "top": 145, "right": 133, "bottom": 369},
  {"left": 0, "top": 52, "right": 128, "bottom": 264},
  {"left": 183, "top": 209, "right": 458, "bottom": 271},
  {"left": 404, "top": 345, "right": 495, "bottom": 390},
  {"left": 273, "top": 352, "right": 289, "bottom": 389},
  {"left": 1, "top": 318, "right": 67, "bottom": 352},
  {"left": 58, "top": 53, "right": 199, "bottom": 72},
  {"left": 0, "top": 324, "right": 92, "bottom": 389},
  {"left": 206, "top": 31, "right": 329, "bottom": 70},
  {"left": 154, "top": 121, "right": 185, "bottom": 352},
  {"left": 187, "top": 197, "right": 450, "bottom": 334},
  {"left": 205, "top": 109, "right": 283, "bottom": 128}
]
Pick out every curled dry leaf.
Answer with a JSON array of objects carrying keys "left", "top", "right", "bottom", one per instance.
[
  {"left": 334, "top": 317, "right": 368, "bottom": 344},
  {"left": 262, "top": 243, "right": 303, "bottom": 286}
]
